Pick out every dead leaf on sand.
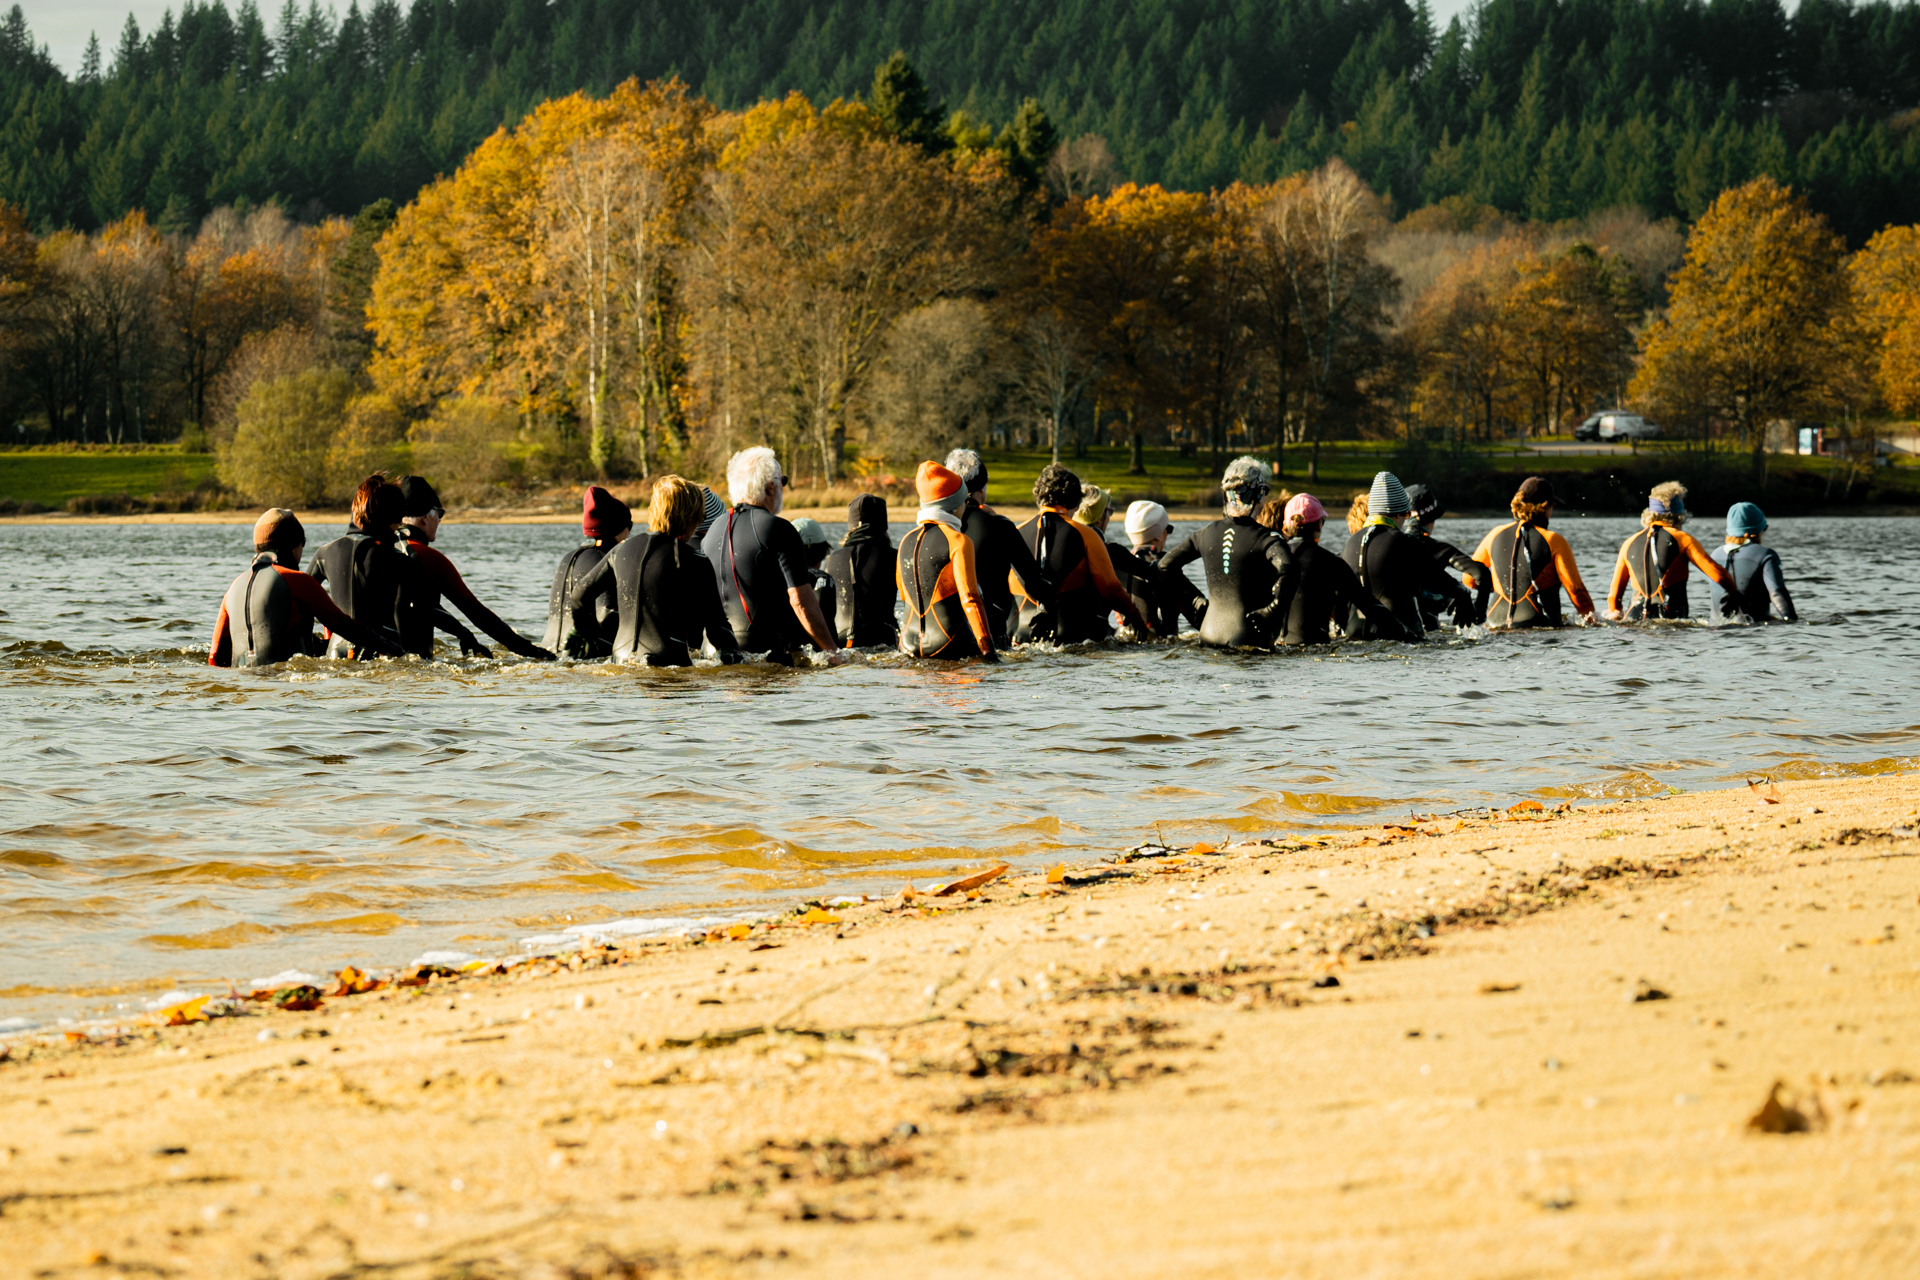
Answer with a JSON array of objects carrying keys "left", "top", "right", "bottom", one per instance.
[
  {"left": 330, "top": 966, "right": 383, "bottom": 997},
  {"left": 1478, "top": 981, "right": 1522, "bottom": 994},
  {"left": 1746, "top": 1077, "right": 1859, "bottom": 1134},
  {"left": 934, "top": 863, "right": 1009, "bottom": 897},
  {"left": 1749, "top": 778, "right": 1785, "bottom": 806},
  {"left": 1507, "top": 800, "right": 1545, "bottom": 815},
  {"left": 1047, "top": 865, "right": 1067, "bottom": 884},
  {"left": 273, "top": 986, "right": 325, "bottom": 1012},
  {"left": 795, "top": 908, "right": 843, "bottom": 926},
  {"left": 161, "top": 995, "right": 211, "bottom": 1026},
  {"left": 1628, "top": 979, "right": 1670, "bottom": 1003}
]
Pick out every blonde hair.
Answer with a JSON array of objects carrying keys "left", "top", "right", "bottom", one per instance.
[
  {"left": 1725, "top": 532, "right": 1763, "bottom": 546},
  {"left": 1346, "top": 492, "right": 1370, "bottom": 533},
  {"left": 648, "top": 475, "right": 706, "bottom": 538},
  {"left": 1642, "top": 480, "right": 1689, "bottom": 528},
  {"left": 1510, "top": 498, "right": 1552, "bottom": 525}
]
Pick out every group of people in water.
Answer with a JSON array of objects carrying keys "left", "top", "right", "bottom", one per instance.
[{"left": 208, "top": 446, "right": 1798, "bottom": 668}]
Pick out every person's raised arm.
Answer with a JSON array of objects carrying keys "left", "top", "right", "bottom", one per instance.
[
  {"left": 1679, "top": 530, "right": 1736, "bottom": 590},
  {"left": 284, "top": 571, "right": 404, "bottom": 657},
  {"left": 424, "top": 551, "right": 555, "bottom": 660},
  {"left": 565, "top": 552, "right": 618, "bottom": 638},
  {"left": 948, "top": 531, "right": 998, "bottom": 660},
  {"left": 1547, "top": 530, "right": 1596, "bottom": 621},
  {"left": 209, "top": 599, "right": 233, "bottom": 667},
  {"left": 786, "top": 584, "right": 844, "bottom": 659}
]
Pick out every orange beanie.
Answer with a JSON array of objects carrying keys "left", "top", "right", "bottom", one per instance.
[{"left": 915, "top": 461, "right": 963, "bottom": 504}]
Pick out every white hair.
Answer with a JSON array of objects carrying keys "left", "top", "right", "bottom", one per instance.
[
  {"left": 1221, "top": 455, "right": 1270, "bottom": 518},
  {"left": 944, "top": 447, "right": 985, "bottom": 490},
  {"left": 726, "top": 446, "right": 784, "bottom": 510}
]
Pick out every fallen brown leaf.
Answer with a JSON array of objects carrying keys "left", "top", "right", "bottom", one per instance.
[
  {"left": 161, "top": 995, "right": 210, "bottom": 1026},
  {"left": 1046, "top": 865, "right": 1067, "bottom": 885},
  {"left": 795, "top": 908, "right": 843, "bottom": 926},
  {"left": 1748, "top": 778, "right": 1784, "bottom": 805},
  {"left": 1508, "top": 800, "right": 1545, "bottom": 814},
  {"left": 935, "top": 863, "right": 1009, "bottom": 897},
  {"left": 1478, "top": 981, "right": 1521, "bottom": 994},
  {"left": 330, "top": 966, "right": 383, "bottom": 997}
]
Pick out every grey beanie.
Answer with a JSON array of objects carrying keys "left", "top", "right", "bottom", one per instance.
[
  {"left": 1368, "top": 471, "right": 1410, "bottom": 517},
  {"left": 695, "top": 486, "right": 725, "bottom": 539}
]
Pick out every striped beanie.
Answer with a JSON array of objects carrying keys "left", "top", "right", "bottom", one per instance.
[
  {"left": 1368, "top": 471, "right": 1410, "bottom": 516},
  {"left": 694, "top": 485, "right": 725, "bottom": 540}
]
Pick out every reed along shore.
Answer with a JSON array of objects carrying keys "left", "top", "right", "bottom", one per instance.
[{"left": 4, "top": 773, "right": 1918, "bottom": 1279}]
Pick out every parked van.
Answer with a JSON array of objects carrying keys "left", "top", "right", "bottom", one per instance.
[{"left": 1575, "top": 411, "right": 1660, "bottom": 442}]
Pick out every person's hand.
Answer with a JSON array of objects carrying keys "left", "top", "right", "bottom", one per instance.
[
  {"left": 823, "top": 650, "right": 852, "bottom": 667},
  {"left": 1604, "top": 608, "right": 1622, "bottom": 622},
  {"left": 976, "top": 649, "right": 1001, "bottom": 664},
  {"left": 1578, "top": 612, "right": 1599, "bottom": 627}
]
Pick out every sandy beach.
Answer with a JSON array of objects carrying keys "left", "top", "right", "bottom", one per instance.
[{"left": 4, "top": 772, "right": 1917, "bottom": 1277}]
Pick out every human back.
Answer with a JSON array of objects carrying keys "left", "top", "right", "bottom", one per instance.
[
  {"left": 1472, "top": 477, "right": 1595, "bottom": 630},
  {"left": 307, "top": 475, "right": 416, "bottom": 658},
  {"left": 824, "top": 494, "right": 899, "bottom": 648},
  {"left": 1159, "top": 457, "right": 1297, "bottom": 648}
]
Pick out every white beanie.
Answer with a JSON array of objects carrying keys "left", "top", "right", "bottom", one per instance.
[
  {"left": 1125, "top": 500, "right": 1169, "bottom": 538},
  {"left": 1368, "top": 471, "right": 1409, "bottom": 516}
]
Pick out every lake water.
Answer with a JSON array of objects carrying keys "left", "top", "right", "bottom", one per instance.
[{"left": 1, "top": 515, "right": 1913, "bottom": 1028}]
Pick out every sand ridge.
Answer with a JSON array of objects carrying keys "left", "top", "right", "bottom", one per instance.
[{"left": 3, "top": 773, "right": 1918, "bottom": 1277}]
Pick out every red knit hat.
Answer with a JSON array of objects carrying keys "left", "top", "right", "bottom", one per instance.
[
  {"left": 582, "top": 485, "right": 631, "bottom": 538},
  {"left": 915, "top": 461, "right": 963, "bottom": 504}
]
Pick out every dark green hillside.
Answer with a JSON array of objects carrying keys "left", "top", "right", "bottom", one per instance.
[{"left": 0, "top": 0, "right": 1918, "bottom": 238}]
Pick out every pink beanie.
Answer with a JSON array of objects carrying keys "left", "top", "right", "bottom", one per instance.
[{"left": 1283, "top": 492, "right": 1326, "bottom": 526}]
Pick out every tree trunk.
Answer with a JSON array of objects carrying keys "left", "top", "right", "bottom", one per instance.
[
  {"left": 1127, "top": 405, "right": 1145, "bottom": 475},
  {"left": 1308, "top": 430, "right": 1320, "bottom": 483}
]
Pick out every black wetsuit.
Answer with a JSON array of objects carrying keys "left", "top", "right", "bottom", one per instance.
[
  {"left": 1340, "top": 522, "right": 1466, "bottom": 640},
  {"left": 700, "top": 505, "right": 812, "bottom": 655},
  {"left": 808, "top": 566, "right": 837, "bottom": 638},
  {"left": 1710, "top": 543, "right": 1798, "bottom": 622},
  {"left": 1109, "top": 541, "right": 1204, "bottom": 637},
  {"left": 308, "top": 525, "right": 417, "bottom": 658},
  {"left": 568, "top": 531, "right": 742, "bottom": 665},
  {"left": 211, "top": 555, "right": 403, "bottom": 667},
  {"left": 962, "top": 497, "right": 1049, "bottom": 647},
  {"left": 1159, "top": 515, "right": 1298, "bottom": 648},
  {"left": 824, "top": 532, "right": 899, "bottom": 648},
  {"left": 543, "top": 543, "right": 618, "bottom": 658},
  {"left": 1279, "top": 538, "right": 1407, "bottom": 645},
  {"left": 1407, "top": 529, "right": 1484, "bottom": 628}
]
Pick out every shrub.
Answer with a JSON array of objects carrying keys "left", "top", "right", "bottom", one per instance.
[
  {"left": 218, "top": 367, "right": 353, "bottom": 506},
  {"left": 326, "top": 393, "right": 411, "bottom": 496},
  {"left": 409, "top": 398, "right": 584, "bottom": 501}
]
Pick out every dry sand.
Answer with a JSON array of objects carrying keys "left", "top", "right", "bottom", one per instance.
[{"left": 5, "top": 773, "right": 1919, "bottom": 1278}]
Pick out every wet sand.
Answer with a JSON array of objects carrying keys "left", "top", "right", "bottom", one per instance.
[{"left": 5, "top": 774, "right": 1918, "bottom": 1278}]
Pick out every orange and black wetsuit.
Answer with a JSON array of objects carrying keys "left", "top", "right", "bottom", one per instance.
[
  {"left": 210, "top": 556, "right": 400, "bottom": 666},
  {"left": 398, "top": 528, "right": 553, "bottom": 660},
  {"left": 962, "top": 496, "right": 1050, "bottom": 647},
  {"left": 1470, "top": 520, "right": 1594, "bottom": 629},
  {"left": 897, "top": 518, "right": 997, "bottom": 660},
  {"left": 1013, "top": 507, "right": 1147, "bottom": 643},
  {"left": 1607, "top": 525, "right": 1735, "bottom": 620}
]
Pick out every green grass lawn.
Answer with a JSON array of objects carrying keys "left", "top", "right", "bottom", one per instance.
[{"left": 0, "top": 448, "right": 218, "bottom": 510}]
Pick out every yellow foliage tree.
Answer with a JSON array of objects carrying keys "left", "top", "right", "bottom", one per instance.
[
  {"left": 1848, "top": 224, "right": 1920, "bottom": 416},
  {"left": 1632, "top": 177, "right": 1852, "bottom": 472}
]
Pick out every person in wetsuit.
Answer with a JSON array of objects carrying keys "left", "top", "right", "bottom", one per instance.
[
  {"left": 1115, "top": 500, "right": 1206, "bottom": 638},
  {"left": 566, "top": 475, "right": 745, "bottom": 666},
  {"left": 791, "top": 518, "right": 838, "bottom": 628},
  {"left": 1605, "top": 481, "right": 1737, "bottom": 621},
  {"left": 1470, "top": 477, "right": 1597, "bottom": 629},
  {"left": 701, "top": 446, "right": 844, "bottom": 663},
  {"left": 1709, "top": 502, "right": 1798, "bottom": 622},
  {"left": 1158, "top": 457, "right": 1299, "bottom": 649},
  {"left": 898, "top": 462, "right": 999, "bottom": 661},
  {"left": 211, "top": 509, "right": 404, "bottom": 666},
  {"left": 1401, "top": 484, "right": 1485, "bottom": 629},
  {"left": 308, "top": 475, "right": 420, "bottom": 658},
  {"left": 945, "top": 448, "right": 1051, "bottom": 648},
  {"left": 1013, "top": 464, "right": 1146, "bottom": 643},
  {"left": 1340, "top": 472, "right": 1470, "bottom": 640},
  {"left": 824, "top": 494, "right": 899, "bottom": 648},
  {"left": 543, "top": 486, "right": 629, "bottom": 658},
  {"left": 394, "top": 476, "right": 554, "bottom": 661},
  {"left": 1278, "top": 492, "right": 1409, "bottom": 645}
]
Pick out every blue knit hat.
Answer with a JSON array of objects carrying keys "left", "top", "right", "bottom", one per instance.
[
  {"left": 1368, "top": 471, "right": 1410, "bottom": 516},
  {"left": 1726, "top": 502, "right": 1767, "bottom": 536}
]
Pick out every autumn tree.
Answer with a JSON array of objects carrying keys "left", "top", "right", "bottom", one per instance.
[
  {"left": 1247, "top": 161, "right": 1398, "bottom": 480},
  {"left": 1633, "top": 177, "right": 1852, "bottom": 478},
  {"left": 1848, "top": 224, "right": 1920, "bottom": 416},
  {"left": 1503, "top": 242, "right": 1638, "bottom": 439},
  {"left": 690, "top": 95, "right": 1015, "bottom": 480},
  {"left": 1034, "top": 183, "right": 1212, "bottom": 474}
]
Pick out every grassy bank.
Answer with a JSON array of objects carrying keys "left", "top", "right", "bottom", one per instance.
[
  {"left": 0, "top": 446, "right": 220, "bottom": 514},
  {"left": 976, "top": 442, "right": 1920, "bottom": 516}
]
